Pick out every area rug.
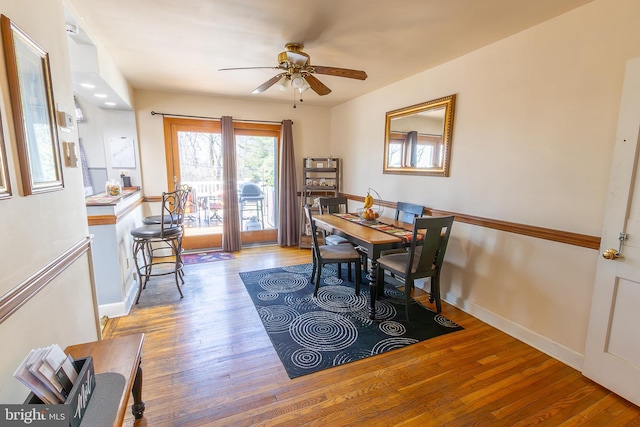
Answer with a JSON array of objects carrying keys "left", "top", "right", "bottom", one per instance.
[
  {"left": 239, "top": 264, "right": 463, "bottom": 379},
  {"left": 182, "top": 250, "right": 235, "bottom": 265}
]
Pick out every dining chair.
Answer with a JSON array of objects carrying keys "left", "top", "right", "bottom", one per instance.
[
  {"left": 395, "top": 201, "right": 425, "bottom": 223},
  {"left": 317, "top": 197, "right": 350, "bottom": 245},
  {"left": 131, "top": 187, "right": 188, "bottom": 303},
  {"left": 318, "top": 196, "right": 370, "bottom": 276},
  {"left": 304, "top": 204, "right": 361, "bottom": 297},
  {"left": 375, "top": 215, "right": 454, "bottom": 319},
  {"left": 378, "top": 201, "right": 426, "bottom": 262}
]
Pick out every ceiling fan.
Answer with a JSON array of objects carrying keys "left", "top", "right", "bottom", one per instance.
[{"left": 219, "top": 43, "right": 367, "bottom": 96}]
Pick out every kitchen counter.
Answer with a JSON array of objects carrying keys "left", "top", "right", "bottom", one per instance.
[{"left": 86, "top": 187, "right": 144, "bottom": 317}]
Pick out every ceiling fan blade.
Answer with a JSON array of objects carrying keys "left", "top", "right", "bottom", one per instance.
[
  {"left": 219, "top": 66, "right": 280, "bottom": 71},
  {"left": 303, "top": 74, "right": 331, "bottom": 96},
  {"left": 311, "top": 65, "right": 368, "bottom": 80},
  {"left": 252, "top": 74, "right": 285, "bottom": 94}
]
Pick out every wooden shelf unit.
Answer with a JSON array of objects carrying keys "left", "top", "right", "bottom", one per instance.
[{"left": 300, "top": 157, "right": 339, "bottom": 248}]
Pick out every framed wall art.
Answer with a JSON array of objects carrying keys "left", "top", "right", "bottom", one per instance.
[
  {"left": 1, "top": 15, "right": 63, "bottom": 195},
  {"left": 0, "top": 116, "right": 10, "bottom": 199}
]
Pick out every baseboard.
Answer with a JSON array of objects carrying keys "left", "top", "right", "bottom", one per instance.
[
  {"left": 98, "top": 279, "right": 139, "bottom": 318},
  {"left": 443, "top": 291, "right": 584, "bottom": 371},
  {"left": 98, "top": 301, "right": 128, "bottom": 318}
]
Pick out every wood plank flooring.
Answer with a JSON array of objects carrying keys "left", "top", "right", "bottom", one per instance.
[{"left": 103, "top": 246, "right": 640, "bottom": 426}]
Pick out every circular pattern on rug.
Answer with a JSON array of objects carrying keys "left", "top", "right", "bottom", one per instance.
[
  {"left": 257, "top": 291, "right": 279, "bottom": 301},
  {"left": 289, "top": 311, "right": 358, "bottom": 351},
  {"left": 282, "top": 264, "right": 313, "bottom": 274},
  {"left": 323, "top": 275, "right": 343, "bottom": 285},
  {"left": 258, "top": 305, "right": 300, "bottom": 333},
  {"left": 284, "top": 294, "right": 318, "bottom": 311},
  {"left": 435, "top": 314, "right": 461, "bottom": 328},
  {"left": 258, "top": 272, "right": 308, "bottom": 293},
  {"left": 371, "top": 299, "right": 397, "bottom": 320},
  {"left": 371, "top": 337, "right": 419, "bottom": 355},
  {"left": 379, "top": 320, "right": 406, "bottom": 336},
  {"left": 291, "top": 348, "right": 323, "bottom": 369},
  {"left": 239, "top": 270, "right": 269, "bottom": 283},
  {"left": 384, "top": 286, "right": 405, "bottom": 298},
  {"left": 314, "top": 286, "right": 368, "bottom": 313}
]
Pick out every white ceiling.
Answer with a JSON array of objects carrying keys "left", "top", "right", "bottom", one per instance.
[{"left": 64, "top": 0, "right": 594, "bottom": 109}]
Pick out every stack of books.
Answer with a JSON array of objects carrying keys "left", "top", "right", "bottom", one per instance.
[{"left": 14, "top": 344, "right": 79, "bottom": 404}]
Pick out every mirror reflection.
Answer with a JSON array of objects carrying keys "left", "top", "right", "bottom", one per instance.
[{"left": 383, "top": 94, "right": 456, "bottom": 176}]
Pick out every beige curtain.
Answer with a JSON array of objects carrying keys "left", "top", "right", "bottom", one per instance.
[
  {"left": 221, "top": 116, "right": 241, "bottom": 251},
  {"left": 278, "top": 119, "right": 298, "bottom": 246}
]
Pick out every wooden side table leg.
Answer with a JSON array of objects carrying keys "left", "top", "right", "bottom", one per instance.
[{"left": 131, "top": 360, "right": 145, "bottom": 419}]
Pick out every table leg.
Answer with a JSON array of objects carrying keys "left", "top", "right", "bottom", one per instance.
[
  {"left": 369, "top": 260, "right": 378, "bottom": 320},
  {"left": 131, "top": 360, "right": 145, "bottom": 419}
]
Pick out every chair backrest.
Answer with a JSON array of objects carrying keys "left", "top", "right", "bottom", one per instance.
[
  {"left": 406, "top": 215, "right": 455, "bottom": 278},
  {"left": 317, "top": 196, "right": 348, "bottom": 214},
  {"left": 303, "top": 204, "right": 321, "bottom": 253},
  {"left": 395, "top": 201, "right": 424, "bottom": 223},
  {"left": 160, "top": 188, "right": 188, "bottom": 236},
  {"left": 179, "top": 185, "right": 192, "bottom": 217}
]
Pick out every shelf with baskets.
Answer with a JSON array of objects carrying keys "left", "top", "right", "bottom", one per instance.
[{"left": 299, "top": 157, "right": 339, "bottom": 249}]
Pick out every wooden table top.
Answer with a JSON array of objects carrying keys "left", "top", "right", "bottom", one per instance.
[
  {"left": 65, "top": 333, "right": 144, "bottom": 427},
  {"left": 313, "top": 214, "right": 411, "bottom": 244}
]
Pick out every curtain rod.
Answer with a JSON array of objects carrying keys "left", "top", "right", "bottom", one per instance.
[{"left": 150, "top": 111, "right": 287, "bottom": 125}]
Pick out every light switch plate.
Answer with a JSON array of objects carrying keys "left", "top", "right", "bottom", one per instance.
[{"left": 58, "top": 111, "right": 74, "bottom": 129}]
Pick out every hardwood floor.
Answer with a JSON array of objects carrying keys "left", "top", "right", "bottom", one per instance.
[{"left": 104, "top": 246, "right": 640, "bottom": 426}]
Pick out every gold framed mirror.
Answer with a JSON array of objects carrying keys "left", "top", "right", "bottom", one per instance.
[{"left": 383, "top": 94, "right": 456, "bottom": 176}]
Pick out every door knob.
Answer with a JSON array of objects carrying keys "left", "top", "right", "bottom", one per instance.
[
  {"left": 603, "top": 248, "right": 620, "bottom": 259},
  {"left": 602, "top": 232, "right": 628, "bottom": 259}
]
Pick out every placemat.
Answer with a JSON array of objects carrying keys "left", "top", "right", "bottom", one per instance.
[{"left": 333, "top": 213, "right": 418, "bottom": 242}]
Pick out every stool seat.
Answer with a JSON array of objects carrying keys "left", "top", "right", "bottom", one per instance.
[
  {"left": 131, "top": 224, "right": 182, "bottom": 238},
  {"left": 142, "top": 214, "right": 180, "bottom": 225}
]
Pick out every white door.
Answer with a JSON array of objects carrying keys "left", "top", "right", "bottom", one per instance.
[{"left": 583, "top": 57, "right": 640, "bottom": 406}]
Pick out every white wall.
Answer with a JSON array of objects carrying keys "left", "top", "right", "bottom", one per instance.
[
  {"left": 331, "top": 0, "right": 640, "bottom": 367},
  {"left": 134, "top": 89, "right": 332, "bottom": 197},
  {"left": 77, "top": 96, "right": 140, "bottom": 192},
  {"left": 0, "top": 0, "right": 99, "bottom": 402}
]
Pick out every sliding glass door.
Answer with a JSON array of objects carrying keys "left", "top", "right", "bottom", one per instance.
[{"left": 163, "top": 117, "right": 279, "bottom": 249}]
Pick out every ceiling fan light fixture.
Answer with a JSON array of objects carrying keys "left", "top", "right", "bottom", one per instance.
[
  {"left": 290, "top": 73, "right": 305, "bottom": 89},
  {"left": 277, "top": 75, "right": 289, "bottom": 91}
]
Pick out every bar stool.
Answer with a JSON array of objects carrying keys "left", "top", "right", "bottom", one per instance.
[
  {"left": 142, "top": 184, "right": 191, "bottom": 225},
  {"left": 131, "top": 187, "right": 187, "bottom": 303}
]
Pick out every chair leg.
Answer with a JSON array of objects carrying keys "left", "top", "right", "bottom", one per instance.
[
  {"left": 337, "top": 262, "right": 342, "bottom": 279},
  {"left": 172, "top": 239, "right": 184, "bottom": 298},
  {"left": 314, "top": 262, "right": 322, "bottom": 297},
  {"left": 431, "top": 275, "right": 442, "bottom": 313},
  {"left": 132, "top": 239, "right": 145, "bottom": 304},
  {"left": 354, "top": 258, "right": 361, "bottom": 296},
  {"left": 310, "top": 250, "right": 317, "bottom": 284},
  {"left": 142, "top": 242, "right": 153, "bottom": 289},
  {"left": 405, "top": 279, "right": 414, "bottom": 321}
]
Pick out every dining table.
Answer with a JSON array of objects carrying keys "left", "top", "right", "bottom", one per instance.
[{"left": 312, "top": 213, "right": 415, "bottom": 319}]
